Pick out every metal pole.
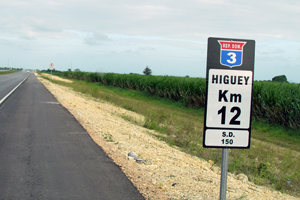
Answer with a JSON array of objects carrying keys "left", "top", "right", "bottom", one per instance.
[
  {"left": 51, "top": 70, "right": 52, "bottom": 82},
  {"left": 220, "top": 148, "right": 229, "bottom": 200}
]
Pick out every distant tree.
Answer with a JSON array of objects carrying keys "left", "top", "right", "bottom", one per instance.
[
  {"left": 272, "top": 75, "right": 288, "bottom": 82},
  {"left": 74, "top": 68, "right": 81, "bottom": 72},
  {"left": 68, "top": 68, "right": 72, "bottom": 72},
  {"left": 143, "top": 66, "right": 152, "bottom": 75}
]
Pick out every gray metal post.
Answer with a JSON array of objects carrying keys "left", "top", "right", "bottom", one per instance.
[{"left": 220, "top": 148, "right": 229, "bottom": 200}]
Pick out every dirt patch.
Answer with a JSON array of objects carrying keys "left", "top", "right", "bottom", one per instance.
[
  {"left": 37, "top": 75, "right": 299, "bottom": 200},
  {"left": 40, "top": 73, "right": 73, "bottom": 83}
]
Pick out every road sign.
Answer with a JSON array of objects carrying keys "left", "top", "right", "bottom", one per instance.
[
  {"left": 218, "top": 40, "right": 246, "bottom": 67},
  {"left": 203, "top": 37, "right": 255, "bottom": 148},
  {"left": 49, "top": 63, "right": 54, "bottom": 70}
]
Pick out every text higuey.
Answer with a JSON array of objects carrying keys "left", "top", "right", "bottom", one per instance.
[{"left": 211, "top": 74, "right": 250, "bottom": 85}]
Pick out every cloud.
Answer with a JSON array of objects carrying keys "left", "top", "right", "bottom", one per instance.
[
  {"left": 138, "top": 47, "right": 156, "bottom": 51},
  {"left": 257, "top": 49, "right": 285, "bottom": 55},
  {"left": 0, "top": 39, "right": 14, "bottom": 46},
  {"left": 24, "top": 17, "right": 62, "bottom": 33},
  {"left": 124, "top": 49, "right": 135, "bottom": 54},
  {"left": 124, "top": 4, "right": 173, "bottom": 20},
  {"left": 0, "top": 0, "right": 299, "bottom": 82},
  {"left": 2, "top": 0, "right": 299, "bottom": 41},
  {"left": 19, "top": 35, "right": 36, "bottom": 40},
  {"left": 84, "top": 32, "right": 111, "bottom": 46}
]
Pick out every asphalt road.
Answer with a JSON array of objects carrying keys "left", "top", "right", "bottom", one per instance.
[
  {"left": 0, "top": 71, "right": 29, "bottom": 102},
  {"left": 0, "top": 73, "right": 144, "bottom": 199}
]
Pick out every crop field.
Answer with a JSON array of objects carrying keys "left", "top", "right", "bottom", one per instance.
[
  {"left": 60, "top": 71, "right": 206, "bottom": 107},
  {"left": 59, "top": 71, "right": 300, "bottom": 129},
  {"left": 44, "top": 72, "right": 300, "bottom": 197}
]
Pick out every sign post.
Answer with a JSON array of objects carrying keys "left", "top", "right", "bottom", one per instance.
[
  {"left": 203, "top": 37, "right": 255, "bottom": 199},
  {"left": 49, "top": 63, "right": 54, "bottom": 82}
]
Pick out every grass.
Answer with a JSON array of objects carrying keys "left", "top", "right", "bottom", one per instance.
[
  {"left": 0, "top": 70, "right": 21, "bottom": 75},
  {"left": 251, "top": 119, "right": 300, "bottom": 151},
  {"left": 39, "top": 74, "right": 300, "bottom": 197}
]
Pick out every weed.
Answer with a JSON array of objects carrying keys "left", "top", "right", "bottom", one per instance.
[
  {"left": 103, "top": 133, "right": 114, "bottom": 142},
  {"left": 237, "top": 194, "right": 248, "bottom": 200}
]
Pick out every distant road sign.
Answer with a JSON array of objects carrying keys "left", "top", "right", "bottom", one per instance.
[
  {"left": 203, "top": 37, "right": 255, "bottom": 149},
  {"left": 49, "top": 63, "right": 54, "bottom": 70}
]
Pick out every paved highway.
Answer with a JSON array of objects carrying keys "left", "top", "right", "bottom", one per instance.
[
  {"left": 0, "top": 73, "right": 144, "bottom": 199},
  {"left": 0, "top": 71, "right": 29, "bottom": 103}
]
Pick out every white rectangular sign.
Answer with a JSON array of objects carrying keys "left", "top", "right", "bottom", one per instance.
[
  {"left": 204, "top": 69, "right": 252, "bottom": 148},
  {"left": 205, "top": 129, "right": 249, "bottom": 147},
  {"left": 206, "top": 69, "right": 253, "bottom": 129}
]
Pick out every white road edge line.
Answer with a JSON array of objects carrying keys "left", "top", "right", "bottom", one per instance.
[{"left": 0, "top": 73, "right": 30, "bottom": 105}]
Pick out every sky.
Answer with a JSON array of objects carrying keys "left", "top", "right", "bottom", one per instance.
[{"left": 0, "top": 0, "right": 299, "bottom": 82}]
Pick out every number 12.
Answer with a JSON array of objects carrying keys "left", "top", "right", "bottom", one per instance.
[{"left": 218, "top": 106, "right": 241, "bottom": 125}]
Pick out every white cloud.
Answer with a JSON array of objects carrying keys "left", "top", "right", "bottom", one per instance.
[
  {"left": 0, "top": 0, "right": 299, "bottom": 82},
  {"left": 19, "top": 35, "right": 37, "bottom": 40},
  {"left": 83, "top": 32, "right": 111, "bottom": 46}
]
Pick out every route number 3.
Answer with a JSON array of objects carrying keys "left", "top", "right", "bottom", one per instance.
[
  {"left": 218, "top": 106, "right": 241, "bottom": 125},
  {"left": 227, "top": 52, "right": 236, "bottom": 64}
]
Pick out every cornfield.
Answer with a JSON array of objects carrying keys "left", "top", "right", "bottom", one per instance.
[
  {"left": 58, "top": 71, "right": 300, "bottom": 129},
  {"left": 252, "top": 81, "right": 300, "bottom": 128},
  {"left": 60, "top": 71, "right": 207, "bottom": 107}
]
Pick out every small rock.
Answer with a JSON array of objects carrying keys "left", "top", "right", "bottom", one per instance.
[
  {"left": 128, "top": 152, "right": 146, "bottom": 163},
  {"left": 237, "top": 174, "right": 248, "bottom": 183},
  {"left": 128, "top": 156, "right": 135, "bottom": 161},
  {"left": 211, "top": 166, "right": 221, "bottom": 174},
  {"left": 148, "top": 165, "right": 158, "bottom": 169},
  {"left": 128, "top": 152, "right": 139, "bottom": 159}
]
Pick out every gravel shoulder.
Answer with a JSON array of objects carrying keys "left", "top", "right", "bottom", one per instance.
[{"left": 37, "top": 74, "right": 299, "bottom": 200}]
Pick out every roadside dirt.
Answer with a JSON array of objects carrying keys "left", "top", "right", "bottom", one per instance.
[{"left": 37, "top": 74, "right": 299, "bottom": 200}]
